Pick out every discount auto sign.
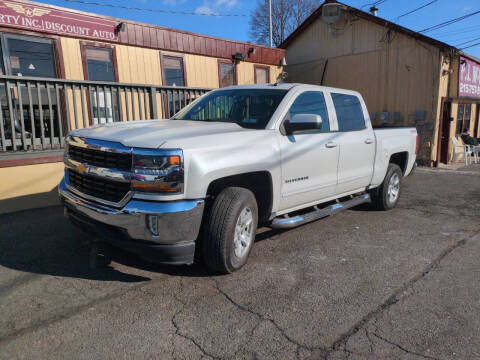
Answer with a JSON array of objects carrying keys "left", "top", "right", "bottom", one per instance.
[
  {"left": 459, "top": 56, "right": 480, "bottom": 99},
  {"left": 0, "top": 0, "right": 117, "bottom": 41}
]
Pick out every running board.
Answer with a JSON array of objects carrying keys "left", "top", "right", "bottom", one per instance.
[{"left": 271, "top": 194, "right": 371, "bottom": 229}]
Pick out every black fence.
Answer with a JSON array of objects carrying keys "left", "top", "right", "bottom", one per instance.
[{"left": 0, "top": 75, "right": 211, "bottom": 153}]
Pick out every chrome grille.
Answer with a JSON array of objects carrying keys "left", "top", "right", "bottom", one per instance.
[
  {"left": 68, "top": 145, "right": 132, "bottom": 171},
  {"left": 68, "top": 170, "right": 130, "bottom": 203}
]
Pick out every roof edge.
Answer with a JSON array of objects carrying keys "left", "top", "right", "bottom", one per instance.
[
  {"left": 10, "top": 0, "right": 285, "bottom": 62},
  {"left": 279, "top": 0, "right": 454, "bottom": 52}
]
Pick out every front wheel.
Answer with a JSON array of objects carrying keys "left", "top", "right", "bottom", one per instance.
[
  {"left": 371, "top": 163, "right": 402, "bottom": 210},
  {"left": 202, "top": 187, "right": 258, "bottom": 274}
]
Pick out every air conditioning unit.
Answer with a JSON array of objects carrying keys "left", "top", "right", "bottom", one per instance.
[{"left": 321, "top": 3, "right": 343, "bottom": 25}]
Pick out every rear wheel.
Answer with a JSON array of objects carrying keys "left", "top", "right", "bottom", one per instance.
[
  {"left": 371, "top": 163, "right": 402, "bottom": 210},
  {"left": 202, "top": 187, "right": 258, "bottom": 274}
]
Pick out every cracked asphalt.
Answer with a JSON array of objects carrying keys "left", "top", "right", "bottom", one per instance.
[{"left": 1, "top": 166, "right": 480, "bottom": 359}]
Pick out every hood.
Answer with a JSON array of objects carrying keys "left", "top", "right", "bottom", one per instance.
[{"left": 69, "top": 120, "right": 249, "bottom": 148}]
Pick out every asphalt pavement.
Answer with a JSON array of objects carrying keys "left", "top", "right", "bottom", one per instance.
[{"left": 1, "top": 166, "right": 479, "bottom": 359}]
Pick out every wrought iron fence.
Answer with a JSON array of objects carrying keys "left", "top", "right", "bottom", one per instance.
[{"left": 0, "top": 75, "right": 211, "bottom": 153}]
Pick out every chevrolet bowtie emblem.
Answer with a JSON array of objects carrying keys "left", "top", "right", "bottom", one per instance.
[
  {"left": 76, "top": 163, "right": 87, "bottom": 175},
  {"left": 5, "top": 2, "right": 51, "bottom": 17}
]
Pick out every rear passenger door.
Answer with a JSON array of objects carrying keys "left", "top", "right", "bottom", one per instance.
[{"left": 331, "top": 92, "right": 375, "bottom": 194}]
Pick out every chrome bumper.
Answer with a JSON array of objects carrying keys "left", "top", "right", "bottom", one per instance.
[{"left": 58, "top": 177, "right": 205, "bottom": 245}]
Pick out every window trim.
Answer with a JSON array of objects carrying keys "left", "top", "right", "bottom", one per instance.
[
  {"left": 80, "top": 41, "right": 118, "bottom": 82},
  {"left": 254, "top": 64, "right": 270, "bottom": 84},
  {"left": 160, "top": 51, "right": 187, "bottom": 87},
  {"left": 217, "top": 59, "right": 237, "bottom": 88}
]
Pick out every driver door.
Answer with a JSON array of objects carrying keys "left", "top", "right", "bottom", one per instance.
[{"left": 277, "top": 90, "right": 339, "bottom": 212}]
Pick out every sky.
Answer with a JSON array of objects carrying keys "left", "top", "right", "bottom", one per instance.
[{"left": 35, "top": 0, "right": 480, "bottom": 58}]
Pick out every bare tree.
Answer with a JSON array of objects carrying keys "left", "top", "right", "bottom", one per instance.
[{"left": 249, "top": 0, "right": 320, "bottom": 47}]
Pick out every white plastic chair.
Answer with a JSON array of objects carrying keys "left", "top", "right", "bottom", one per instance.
[
  {"left": 472, "top": 145, "right": 480, "bottom": 164},
  {"left": 452, "top": 137, "right": 473, "bottom": 165}
]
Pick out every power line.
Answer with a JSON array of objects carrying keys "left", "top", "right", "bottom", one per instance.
[
  {"left": 393, "top": 0, "right": 438, "bottom": 22},
  {"left": 418, "top": 9, "right": 480, "bottom": 33},
  {"left": 455, "top": 36, "right": 480, "bottom": 47},
  {"left": 361, "top": 0, "right": 388, "bottom": 10},
  {"left": 429, "top": 25, "right": 480, "bottom": 38},
  {"left": 59, "top": 0, "right": 248, "bottom": 17},
  {"left": 461, "top": 41, "right": 480, "bottom": 50}
]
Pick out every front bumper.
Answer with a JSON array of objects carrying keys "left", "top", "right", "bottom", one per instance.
[{"left": 59, "top": 178, "right": 205, "bottom": 265}]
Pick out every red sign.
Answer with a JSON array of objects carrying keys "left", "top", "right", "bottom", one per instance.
[
  {"left": 0, "top": 0, "right": 117, "bottom": 41},
  {"left": 459, "top": 56, "right": 480, "bottom": 99}
]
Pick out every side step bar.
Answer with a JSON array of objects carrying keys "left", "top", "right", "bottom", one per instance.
[{"left": 271, "top": 194, "right": 371, "bottom": 229}]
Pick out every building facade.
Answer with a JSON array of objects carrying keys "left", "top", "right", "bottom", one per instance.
[
  {"left": 0, "top": 0, "right": 285, "bottom": 214},
  {"left": 281, "top": 0, "right": 480, "bottom": 166}
]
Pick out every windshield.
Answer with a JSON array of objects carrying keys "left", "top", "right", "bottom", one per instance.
[{"left": 173, "top": 89, "right": 288, "bottom": 129}]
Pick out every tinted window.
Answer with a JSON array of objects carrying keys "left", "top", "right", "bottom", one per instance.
[
  {"left": 85, "top": 46, "right": 115, "bottom": 81},
  {"left": 332, "top": 93, "right": 365, "bottom": 131},
  {"left": 7, "top": 37, "right": 55, "bottom": 77},
  {"left": 164, "top": 56, "right": 185, "bottom": 86},
  {"left": 289, "top": 91, "right": 330, "bottom": 132},
  {"left": 174, "top": 89, "right": 287, "bottom": 129},
  {"left": 219, "top": 62, "right": 236, "bottom": 88}
]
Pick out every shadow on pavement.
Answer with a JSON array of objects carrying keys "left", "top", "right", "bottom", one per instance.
[
  {"left": 0, "top": 201, "right": 379, "bottom": 282},
  {"left": 0, "top": 205, "right": 214, "bottom": 283}
]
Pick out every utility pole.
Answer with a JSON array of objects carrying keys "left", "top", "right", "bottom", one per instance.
[{"left": 269, "top": 0, "right": 273, "bottom": 47}]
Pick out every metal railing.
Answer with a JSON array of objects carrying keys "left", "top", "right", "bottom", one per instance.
[{"left": 0, "top": 75, "right": 211, "bottom": 153}]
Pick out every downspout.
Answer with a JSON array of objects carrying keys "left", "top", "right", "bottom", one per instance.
[{"left": 320, "top": 59, "right": 329, "bottom": 85}]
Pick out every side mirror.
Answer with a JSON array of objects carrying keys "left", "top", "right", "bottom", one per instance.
[{"left": 284, "top": 114, "right": 323, "bottom": 134}]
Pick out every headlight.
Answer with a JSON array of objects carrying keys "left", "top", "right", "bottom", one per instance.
[{"left": 131, "top": 149, "right": 184, "bottom": 194}]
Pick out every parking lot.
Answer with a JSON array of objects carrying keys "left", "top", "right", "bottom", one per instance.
[{"left": 1, "top": 167, "right": 479, "bottom": 360}]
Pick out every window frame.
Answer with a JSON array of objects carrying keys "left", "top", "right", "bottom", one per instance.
[
  {"left": 254, "top": 64, "right": 270, "bottom": 84},
  {"left": 80, "top": 41, "right": 118, "bottom": 82},
  {"left": 456, "top": 103, "right": 472, "bottom": 135},
  {"left": 217, "top": 59, "right": 237, "bottom": 88},
  {"left": 0, "top": 32, "right": 63, "bottom": 78},
  {"left": 160, "top": 52, "right": 187, "bottom": 87}
]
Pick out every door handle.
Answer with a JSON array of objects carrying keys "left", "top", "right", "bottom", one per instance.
[
  {"left": 325, "top": 141, "right": 337, "bottom": 148},
  {"left": 365, "top": 138, "right": 374, "bottom": 144}
]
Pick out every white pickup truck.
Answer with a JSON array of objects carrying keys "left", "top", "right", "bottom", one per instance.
[{"left": 59, "top": 83, "right": 417, "bottom": 273}]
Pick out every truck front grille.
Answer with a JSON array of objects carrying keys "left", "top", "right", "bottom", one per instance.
[
  {"left": 68, "top": 145, "right": 132, "bottom": 171},
  {"left": 68, "top": 169, "right": 130, "bottom": 203}
]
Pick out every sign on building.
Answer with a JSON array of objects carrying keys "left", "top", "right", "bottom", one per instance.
[
  {"left": 0, "top": 0, "right": 117, "bottom": 41},
  {"left": 459, "top": 56, "right": 480, "bottom": 99}
]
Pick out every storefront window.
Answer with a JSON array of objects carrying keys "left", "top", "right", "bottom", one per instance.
[
  {"left": 4, "top": 35, "right": 56, "bottom": 78},
  {"left": 219, "top": 61, "right": 236, "bottom": 88},
  {"left": 0, "top": 34, "right": 59, "bottom": 151},
  {"left": 85, "top": 46, "right": 115, "bottom": 82},
  {"left": 83, "top": 45, "right": 119, "bottom": 124},
  {"left": 457, "top": 103, "right": 471, "bottom": 134},
  {"left": 163, "top": 56, "right": 185, "bottom": 86},
  {"left": 255, "top": 66, "right": 270, "bottom": 84}
]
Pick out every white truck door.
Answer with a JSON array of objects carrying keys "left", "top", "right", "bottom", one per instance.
[
  {"left": 277, "top": 90, "right": 339, "bottom": 212},
  {"left": 330, "top": 92, "right": 375, "bottom": 194}
]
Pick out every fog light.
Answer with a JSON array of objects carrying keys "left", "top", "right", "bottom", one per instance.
[{"left": 147, "top": 215, "right": 159, "bottom": 236}]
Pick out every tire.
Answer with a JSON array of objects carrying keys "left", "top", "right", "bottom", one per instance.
[
  {"left": 370, "top": 163, "right": 402, "bottom": 211},
  {"left": 202, "top": 187, "right": 258, "bottom": 274}
]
